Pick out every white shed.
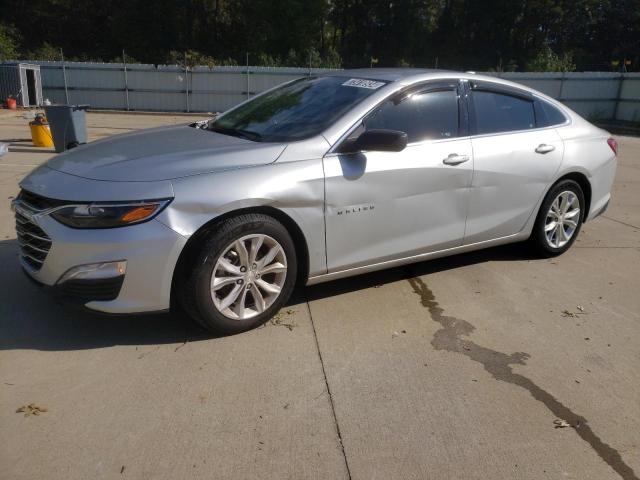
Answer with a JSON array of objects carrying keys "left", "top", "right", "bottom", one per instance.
[{"left": 0, "top": 62, "right": 43, "bottom": 107}]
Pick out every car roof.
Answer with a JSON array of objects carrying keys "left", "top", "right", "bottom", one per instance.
[
  {"left": 324, "top": 68, "right": 453, "bottom": 82},
  {"left": 323, "top": 68, "right": 566, "bottom": 104},
  {"left": 324, "top": 68, "right": 535, "bottom": 90}
]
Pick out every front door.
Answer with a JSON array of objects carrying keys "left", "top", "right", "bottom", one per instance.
[{"left": 324, "top": 81, "right": 474, "bottom": 272}]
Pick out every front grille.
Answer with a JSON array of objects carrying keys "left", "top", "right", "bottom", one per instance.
[
  {"left": 14, "top": 189, "right": 62, "bottom": 272},
  {"left": 16, "top": 210, "right": 52, "bottom": 271},
  {"left": 17, "top": 189, "right": 70, "bottom": 211}
]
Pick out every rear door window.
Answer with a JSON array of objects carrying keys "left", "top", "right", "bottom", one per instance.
[
  {"left": 364, "top": 88, "right": 459, "bottom": 142},
  {"left": 472, "top": 91, "right": 535, "bottom": 135}
]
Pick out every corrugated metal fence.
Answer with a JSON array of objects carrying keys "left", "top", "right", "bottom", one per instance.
[
  {"left": 35, "top": 62, "right": 337, "bottom": 113},
  {"left": 487, "top": 71, "right": 640, "bottom": 123},
  {"left": 14, "top": 61, "right": 640, "bottom": 122}
]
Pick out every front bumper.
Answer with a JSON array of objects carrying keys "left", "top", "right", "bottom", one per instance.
[
  {"left": 23, "top": 270, "right": 125, "bottom": 308},
  {"left": 19, "top": 214, "right": 187, "bottom": 314}
]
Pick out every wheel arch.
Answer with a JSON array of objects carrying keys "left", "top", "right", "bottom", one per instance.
[
  {"left": 170, "top": 206, "right": 310, "bottom": 308},
  {"left": 554, "top": 171, "right": 592, "bottom": 220}
]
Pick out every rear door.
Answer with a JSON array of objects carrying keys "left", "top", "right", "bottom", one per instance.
[
  {"left": 463, "top": 81, "right": 564, "bottom": 244},
  {"left": 324, "top": 80, "right": 474, "bottom": 272}
]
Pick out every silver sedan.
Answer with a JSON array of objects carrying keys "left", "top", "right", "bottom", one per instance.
[{"left": 14, "top": 69, "right": 617, "bottom": 333}]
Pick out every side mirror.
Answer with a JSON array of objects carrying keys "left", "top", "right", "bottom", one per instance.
[{"left": 341, "top": 129, "right": 408, "bottom": 153}]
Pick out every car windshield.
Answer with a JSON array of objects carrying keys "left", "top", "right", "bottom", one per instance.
[{"left": 208, "top": 76, "right": 388, "bottom": 142}]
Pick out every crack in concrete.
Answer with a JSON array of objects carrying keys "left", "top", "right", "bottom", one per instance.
[
  {"left": 407, "top": 275, "right": 638, "bottom": 480},
  {"left": 306, "top": 300, "right": 352, "bottom": 480},
  {"left": 602, "top": 215, "right": 640, "bottom": 231}
]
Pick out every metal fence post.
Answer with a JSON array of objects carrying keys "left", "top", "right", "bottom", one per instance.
[
  {"left": 612, "top": 73, "right": 624, "bottom": 121},
  {"left": 558, "top": 71, "right": 565, "bottom": 102},
  {"left": 60, "top": 48, "right": 69, "bottom": 104},
  {"left": 122, "top": 49, "right": 130, "bottom": 111},
  {"left": 246, "top": 53, "right": 250, "bottom": 100},
  {"left": 185, "top": 52, "right": 190, "bottom": 112}
]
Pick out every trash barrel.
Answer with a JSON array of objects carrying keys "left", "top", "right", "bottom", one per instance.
[
  {"left": 29, "top": 113, "right": 54, "bottom": 148},
  {"left": 44, "top": 104, "right": 89, "bottom": 153}
]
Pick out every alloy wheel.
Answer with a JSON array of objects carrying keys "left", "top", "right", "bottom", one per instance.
[
  {"left": 544, "top": 190, "right": 581, "bottom": 248},
  {"left": 210, "top": 234, "right": 287, "bottom": 320}
]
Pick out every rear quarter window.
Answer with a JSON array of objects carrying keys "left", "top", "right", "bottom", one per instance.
[
  {"left": 534, "top": 99, "right": 568, "bottom": 127},
  {"left": 472, "top": 91, "right": 535, "bottom": 135}
]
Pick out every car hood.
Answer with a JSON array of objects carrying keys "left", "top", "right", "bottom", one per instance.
[{"left": 45, "top": 124, "right": 287, "bottom": 181}]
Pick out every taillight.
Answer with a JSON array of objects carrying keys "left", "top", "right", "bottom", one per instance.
[{"left": 607, "top": 137, "right": 618, "bottom": 156}]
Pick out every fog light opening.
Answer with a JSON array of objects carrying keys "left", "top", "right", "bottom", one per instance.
[{"left": 57, "top": 261, "right": 127, "bottom": 284}]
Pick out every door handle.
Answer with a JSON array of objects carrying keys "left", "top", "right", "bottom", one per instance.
[
  {"left": 443, "top": 153, "right": 470, "bottom": 166},
  {"left": 535, "top": 144, "right": 556, "bottom": 154}
]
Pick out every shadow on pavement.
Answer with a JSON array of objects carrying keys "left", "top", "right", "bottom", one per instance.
[
  {"left": 0, "top": 240, "right": 212, "bottom": 352},
  {"left": 303, "top": 241, "right": 537, "bottom": 301},
  {"left": 0, "top": 239, "right": 536, "bottom": 352}
]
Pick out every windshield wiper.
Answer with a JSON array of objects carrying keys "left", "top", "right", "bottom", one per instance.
[{"left": 210, "top": 125, "right": 263, "bottom": 142}]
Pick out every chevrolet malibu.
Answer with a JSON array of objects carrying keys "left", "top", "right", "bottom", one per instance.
[{"left": 13, "top": 69, "right": 617, "bottom": 333}]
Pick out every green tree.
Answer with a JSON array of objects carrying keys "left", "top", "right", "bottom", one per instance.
[
  {"left": 323, "top": 47, "right": 342, "bottom": 69},
  {"left": 28, "top": 42, "right": 62, "bottom": 61},
  {"left": 0, "top": 0, "right": 638, "bottom": 71},
  {"left": 0, "top": 22, "right": 20, "bottom": 60},
  {"left": 526, "top": 46, "right": 576, "bottom": 72}
]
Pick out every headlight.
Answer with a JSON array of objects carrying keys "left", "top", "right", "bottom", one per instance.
[{"left": 50, "top": 199, "right": 171, "bottom": 229}]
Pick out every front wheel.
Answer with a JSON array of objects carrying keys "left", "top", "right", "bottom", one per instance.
[
  {"left": 181, "top": 214, "right": 297, "bottom": 334},
  {"left": 531, "top": 179, "right": 585, "bottom": 257}
]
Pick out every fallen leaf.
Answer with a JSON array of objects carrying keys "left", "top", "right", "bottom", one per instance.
[
  {"left": 553, "top": 419, "right": 571, "bottom": 428},
  {"left": 16, "top": 403, "right": 48, "bottom": 417},
  {"left": 270, "top": 310, "right": 297, "bottom": 330},
  {"left": 561, "top": 307, "right": 588, "bottom": 318}
]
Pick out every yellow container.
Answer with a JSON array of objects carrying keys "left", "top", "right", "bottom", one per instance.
[{"left": 30, "top": 123, "right": 54, "bottom": 148}]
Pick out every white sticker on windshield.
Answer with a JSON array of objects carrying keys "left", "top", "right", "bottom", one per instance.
[{"left": 342, "top": 78, "right": 385, "bottom": 89}]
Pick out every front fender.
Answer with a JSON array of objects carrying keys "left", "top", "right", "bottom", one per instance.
[{"left": 156, "top": 160, "right": 327, "bottom": 277}]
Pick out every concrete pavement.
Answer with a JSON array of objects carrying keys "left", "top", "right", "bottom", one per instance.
[{"left": 0, "top": 109, "right": 638, "bottom": 479}]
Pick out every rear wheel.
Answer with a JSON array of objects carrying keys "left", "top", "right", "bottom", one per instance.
[
  {"left": 531, "top": 179, "right": 585, "bottom": 257},
  {"left": 181, "top": 214, "right": 297, "bottom": 334}
]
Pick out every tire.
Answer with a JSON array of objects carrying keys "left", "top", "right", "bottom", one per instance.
[
  {"left": 531, "top": 179, "right": 585, "bottom": 257},
  {"left": 180, "top": 214, "right": 297, "bottom": 334}
]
